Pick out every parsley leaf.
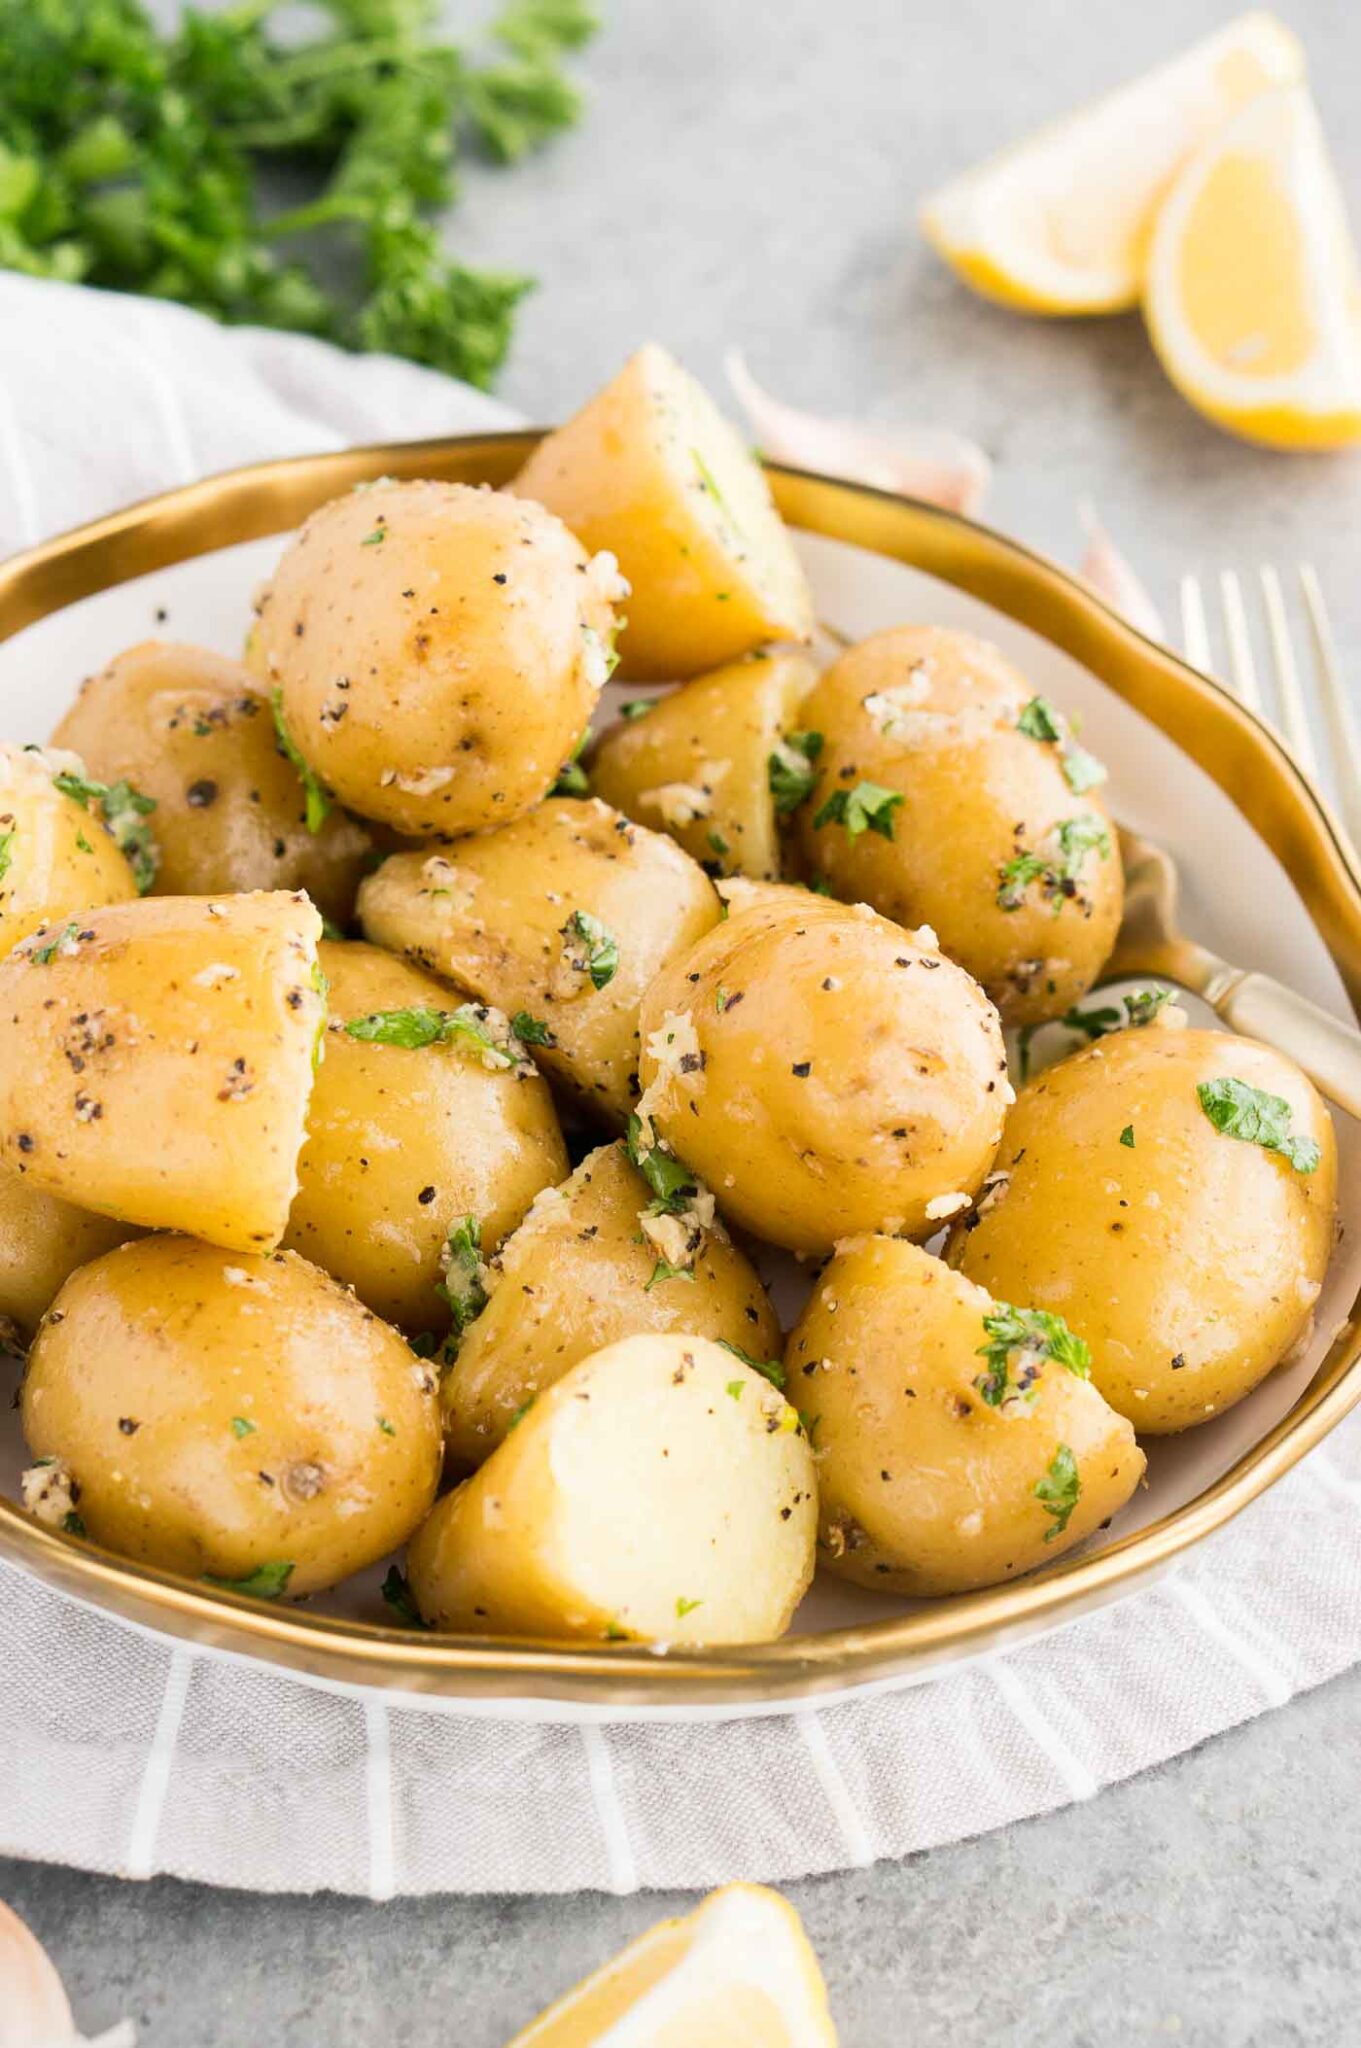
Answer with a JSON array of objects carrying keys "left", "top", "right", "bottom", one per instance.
[
  {"left": 1034, "top": 1444, "right": 1081, "bottom": 1541},
  {"left": 511, "top": 1010, "right": 553, "bottom": 1046},
  {"left": 380, "top": 1565, "right": 430, "bottom": 1630},
  {"left": 230, "top": 1416, "right": 257, "bottom": 1439},
  {"left": 345, "top": 1003, "right": 542, "bottom": 1068},
  {"left": 204, "top": 1560, "right": 295, "bottom": 1600},
  {"left": 675, "top": 1595, "right": 703, "bottom": 1617},
  {"left": 1196, "top": 1077, "right": 1321, "bottom": 1175},
  {"left": 975, "top": 1305, "right": 1090, "bottom": 1411},
  {"left": 1015, "top": 694, "right": 1107, "bottom": 795},
  {"left": 626, "top": 1113, "right": 697, "bottom": 1213},
  {"left": 1016, "top": 695, "right": 1063, "bottom": 743},
  {"left": 270, "top": 691, "right": 331, "bottom": 834},
  {"left": 767, "top": 730, "right": 823, "bottom": 814},
  {"left": 437, "top": 1214, "right": 488, "bottom": 1337},
  {"left": 52, "top": 770, "right": 159, "bottom": 891},
  {"left": 618, "top": 698, "right": 655, "bottom": 721},
  {"left": 716, "top": 1338, "right": 787, "bottom": 1391},
  {"left": 996, "top": 814, "right": 1111, "bottom": 914},
  {"left": 1062, "top": 985, "right": 1175, "bottom": 1042},
  {"left": 1120, "top": 1124, "right": 1135, "bottom": 1148},
  {"left": 812, "top": 780, "right": 904, "bottom": 841},
  {"left": 29, "top": 920, "right": 82, "bottom": 965},
  {"left": 0, "top": 829, "right": 12, "bottom": 886},
  {"left": 551, "top": 728, "right": 590, "bottom": 796},
  {"left": 562, "top": 908, "right": 618, "bottom": 989},
  {"left": 645, "top": 1257, "right": 695, "bottom": 1290}
]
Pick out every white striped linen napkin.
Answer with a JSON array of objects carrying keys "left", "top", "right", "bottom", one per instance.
[{"left": 2, "top": 272, "right": 1360, "bottom": 1897}]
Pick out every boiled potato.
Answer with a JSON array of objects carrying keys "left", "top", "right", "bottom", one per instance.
[
  {"left": 948, "top": 1024, "right": 1337, "bottom": 1431},
  {"left": 20, "top": 1236, "right": 441, "bottom": 1596},
  {"left": 252, "top": 480, "right": 625, "bottom": 837},
  {"left": 359, "top": 798, "right": 721, "bottom": 1123},
  {"left": 51, "top": 641, "right": 373, "bottom": 922},
  {"left": 0, "top": 891, "right": 323, "bottom": 1252},
  {"left": 0, "top": 1165, "right": 133, "bottom": 1339},
  {"left": 512, "top": 345, "right": 814, "bottom": 679},
  {"left": 283, "top": 940, "right": 567, "bottom": 1331},
  {"left": 590, "top": 649, "right": 816, "bottom": 880},
  {"left": 442, "top": 1139, "right": 780, "bottom": 1466},
  {"left": 636, "top": 897, "right": 1009, "bottom": 1253},
  {"left": 0, "top": 742, "right": 140, "bottom": 953},
  {"left": 796, "top": 628, "right": 1123, "bottom": 1023},
  {"left": 786, "top": 1236, "right": 1145, "bottom": 1594},
  {"left": 408, "top": 1333, "right": 816, "bottom": 1643}
]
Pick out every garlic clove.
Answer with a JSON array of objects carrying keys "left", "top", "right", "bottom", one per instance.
[
  {"left": 1078, "top": 501, "right": 1165, "bottom": 642},
  {"left": 725, "top": 350, "right": 991, "bottom": 515}
]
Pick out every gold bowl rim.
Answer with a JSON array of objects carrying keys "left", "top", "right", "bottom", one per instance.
[{"left": 1, "top": 431, "right": 1358, "bottom": 1712}]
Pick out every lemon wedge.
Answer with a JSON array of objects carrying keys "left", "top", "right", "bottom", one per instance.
[
  {"left": 919, "top": 12, "right": 1304, "bottom": 314},
  {"left": 1144, "top": 83, "right": 1361, "bottom": 447},
  {"left": 504, "top": 1884, "right": 839, "bottom": 2047}
]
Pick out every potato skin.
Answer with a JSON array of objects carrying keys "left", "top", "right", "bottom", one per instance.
[
  {"left": 0, "top": 891, "right": 324, "bottom": 1253},
  {"left": 359, "top": 799, "right": 721, "bottom": 1124},
  {"left": 948, "top": 1026, "right": 1338, "bottom": 1431},
  {"left": 21, "top": 1237, "right": 441, "bottom": 1596},
  {"left": 786, "top": 1237, "right": 1145, "bottom": 1594},
  {"left": 442, "top": 1140, "right": 780, "bottom": 1466},
  {"left": 0, "top": 1165, "right": 133, "bottom": 1338},
  {"left": 590, "top": 650, "right": 816, "bottom": 880},
  {"left": 636, "top": 898, "right": 1009, "bottom": 1254},
  {"left": 0, "top": 742, "right": 138, "bottom": 953},
  {"left": 408, "top": 1333, "right": 817, "bottom": 1644},
  {"left": 512, "top": 345, "right": 813, "bottom": 680},
  {"left": 50, "top": 641, "right": 373, "bottom": 923},
  {"left": 796, "top": 628, "right": 1123, "bottom": 1024},
  {"left": 283, "top": 940, "right": 566, "bottom": 1331},
  {"left": 254, "top": 481, "right": 623, "bottom": 836}
]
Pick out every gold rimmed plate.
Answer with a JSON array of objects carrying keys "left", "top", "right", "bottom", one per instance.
[{"left": 1, "top": 437, "right": 1358, "bottom": 1717}]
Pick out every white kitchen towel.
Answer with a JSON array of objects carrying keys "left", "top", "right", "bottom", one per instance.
[{"left": 2, "top": 272, "right": 1360, "bottom": 1898}]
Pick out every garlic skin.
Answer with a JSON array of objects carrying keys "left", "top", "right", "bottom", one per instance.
[
  {"left": 1078, "top": 501, "right": 1165, "bottom": 641},
  {"left": 0, "top": 1901, "right": 137, "bottom": 2047},
  {"left": 725, "top": 350, "right": 991, "bottom": 516}
]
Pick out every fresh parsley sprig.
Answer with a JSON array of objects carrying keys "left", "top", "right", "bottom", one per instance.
[
  {"left": 52, "top": 769, "right": 159, "bottom": 892},
  {"left": 975, "top": 1305, "right": 1090, "bottom": 1411},
  {"left": 1196, "top": 1076, "right": 1321, "bottom": 1175},
  {"left": 812, "top": 780, "right": 903, "bottom": 841}
]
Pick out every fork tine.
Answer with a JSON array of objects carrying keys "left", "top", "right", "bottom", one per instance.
[
  {"left": 1179, "top": 573, "right": 1212, "bottom": 671},
  {"left": 1259, "top": 565, "right": 1320, "bottom": 780},
  {"left": 1299, "top": 564, "right": 1361, "bottom": 848},
  {"left": 1218, "top": 570, "right": 1263, "bottom": 714}
]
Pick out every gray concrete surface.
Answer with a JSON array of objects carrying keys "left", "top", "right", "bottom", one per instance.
[{"left": 5, "top": 0, "right": 1361, "bottom": 2041}]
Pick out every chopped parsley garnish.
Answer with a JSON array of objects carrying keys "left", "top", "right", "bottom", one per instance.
[
  {"left": 975, "top": 1305, "right": 1090, "bottom": 1411},
  {"left": 1016, "top": 695, "right": 1107, "bottom": 795},
  {"left": 1034, "top": 1444, "right": 1081, "bottom": 1541},
  {"left": 619, "top": 698, "right": 655, "bottom": 720},
  {"left": 230, "top": 1416, "right": 257, "bottom": 1439},
  {"left": 1062, "top": 742, "right": 1107, "bottom": 796},
  {"left": 812, "top": 780, "right": 904, "bottom": 841},
  {"left": 52, "top": 770, "right": 159, "bottom": 891},
  {"left": 360, "top": 526, "right": 387, "bottom": 545},
  {"left": 1016, "top": 696, "right": 1063, "bottom": 743},
  {"left": 437, "top": 1215, "right": 488, "bottom": 1337},
  {"left": 707, "top": 828, "right": 730, "bottom": 857},
  {"left": 767, "top": 730, "right": 824, "bottom": 814},
  {"left": 726, "top": 1378, "right": 745, "bottom": 1400},
  {"left": 270, "top": 690, "right": 331, "bottom": 834},
  {"left": 1062, "top": 985, "right": 1175, "bottom": 1041},
  {"left": 511, "top": 1010, "right": 553, "bottom": 1046},
  {"left": 75, "top": 830, "right": 93, "bottom": 854},
  {"left": 551, "top": 729, "right": 590, "bottom": 796},
  {"left": 506, "top": 1396, "right": 535, "bottom": 1432},
  {"left": 1196, "top": 1077, "right": 1321, "bottom": 1175},
  {"left": 675, "top": 1596, "right": 703, "bottom": 1618},
  {"left": 62, "top": 1510, "right": 86, "bottom": 1537},
  {"left": 29, "top": 920, "right": 81, "bottom": 964},
  {"left": 562, "top": 908, "right": 618, "bottom": 989},
  {"left": 319, "top": 915, "right": 347, "bottom": 942},
  {"left": 1120, "top": 1125, "right": 1135, "bottom": 1148},
  {"left": 377, "top": 1415, "right": 396, "bottom": 1436},
  {"left": 380, "top": 1566, "right": 429, "bottom": 1631},
  {"left": 346, "top": 1003, "right": 541, "bottom": 1068},
  {"left": 716, "top": 1338, "right": 787, "bottom": 1391},
  {"left": 997, "top": 813, "right": 1111, "bottom": 914},
  {"left": 626, "top": 1113, "right": 697, "bottom": 1213},
  {"left": 0, "top": 829, "right": 11, "bottom": 885},
  {"left": 204, "top": 1560, "right": 295, "bottom": 1600},
  {"left": 645, "top": 1257, "right": 695, "bottom": 1290},
  {"left": 715, "top": 985, "right": 730, "bottom": 1012}
]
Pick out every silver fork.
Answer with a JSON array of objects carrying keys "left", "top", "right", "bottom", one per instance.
[{"left": 1179, "top": 565, "right": 1361, "bottom": 854}]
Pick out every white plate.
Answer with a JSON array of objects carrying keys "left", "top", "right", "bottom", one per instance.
[{"left": 2, "top": 522, "right": 1358, "bottom": 1713}]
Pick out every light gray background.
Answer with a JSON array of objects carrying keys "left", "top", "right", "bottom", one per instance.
[{"left": 5, "top": 0, "right": 1361, "bottom": 2041}]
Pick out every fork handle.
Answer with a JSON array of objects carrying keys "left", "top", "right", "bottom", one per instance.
[{"left": 1214, "top": 970, "right": 1361, "bottom": 1121}]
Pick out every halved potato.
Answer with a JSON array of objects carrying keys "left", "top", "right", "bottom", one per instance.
[
  {"left": 786, "top": 1236, "right": 1145, "bottom": 1594},
  {"left": 21, "top": 1236, "right": 441, "bottom": 1596},
  {"left": 512, "top": 345, "right": 814, "bottom": 679},
  {"left": 0, "top": 742, "right": 140, "bottom": 954},
  {"left": 358, "top": 798, "right": 721, "bottom": 1123},
  {"left": 408, "top": 1333, "right": 817, "bottom": 1643},
  {"left": 590, "top": 649, "right": 817, "bottom": 879},
  {"left": 442, "top": 1140, "right": 780, "bottom": 1466},
  {"left": 283, "top": 940, "right": 567, "bottom": 1331},
  {"left": 0, "top": 892, "right": 323, "bottom": 1252},
  {"left": 50, "top": 641, "right": 373, "bottom": 923}
]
